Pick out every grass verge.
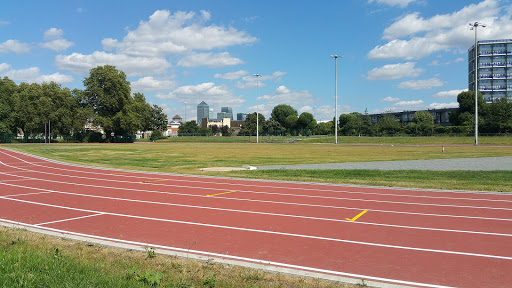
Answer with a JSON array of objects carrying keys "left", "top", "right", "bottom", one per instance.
[{"left": 0, "top": 225, "right": 355, "bottom": 288}]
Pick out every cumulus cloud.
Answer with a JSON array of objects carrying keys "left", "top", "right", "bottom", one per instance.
[
  {"left": 397, "top": 78, "right": 444, "bottom": 90},
  {"left": 368, "top": 0, "right": 417, "bottom": 8},
  {"left": 432, "top": 89, "right": 467, "bottom": 98},
  {"left": 131, "top": 76, "right": 176, "bottom": 93},
  {"left": 40, "top": 28, "right": 74, "bottom": 51},
  {"left": 0, "top": 40, "right": 30, "bottom": 54},
  {"left": 0, "top": 64, "right": 73, "bottom": 84},
  {"left": 367, "top": 62, "right": 424, "bottom": 80},
  {"left": 55, "top": 51, "right": 171, "bottom": 76},
  {"left": 368, "top": 0, "right": 512, "bottom": 60},
  {"left": 44, "top": 28, "right": 63, "bottom": 40},
  {"left": 214, "top": 70, "right": 248, "bottom": 80},
  {"left": 235, "top": 71, "right": 286, "bottom": 89},
  {"left": 259, "top": 85, "right": 314, "bottom": 110},
  {"left": 103, "top": 10, "right": 257, "bottom": 57},
  {"left": 386, "top": 100, "right": 425, "bottom": 111},
  {"left": 177, "top": 52, "right": 244, "bottom": 68},
  {"left": 381, "top": 96, "right": 400, "bottom": 102},
  {"left": 428, "top": 102, "right": 459, "bottom": 109}
]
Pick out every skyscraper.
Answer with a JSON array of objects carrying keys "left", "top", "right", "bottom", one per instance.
[
  {"left": 468, "top": 39, "right": 512, "bottom": 102},
  {"left": 197, "top": 101, "right": 209, "bottom": 126},
  {"left": 221, "top": 107, "right": 233, "bottom": 120}
]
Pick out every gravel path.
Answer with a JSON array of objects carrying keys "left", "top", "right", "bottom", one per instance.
[{"left": 256, "top": 157, "right": 512, "bottom": 171}]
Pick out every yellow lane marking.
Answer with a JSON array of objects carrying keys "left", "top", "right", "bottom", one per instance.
[
  {"left": 207, "top": 191, "right": 236, "bottom": 197},
  {"left": 139, "top": 179, "right": 170, "bottom": 184},
  {"left": 345, "top": 210, "right": 368, "bottom": 222}
]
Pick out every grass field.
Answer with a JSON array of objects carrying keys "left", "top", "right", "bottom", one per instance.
[
  {"left": 0, "top": 226, "right": 354, "bottom": 288},
  {"left": 4, "top": 138, "right": 512, "bottom": 192}
]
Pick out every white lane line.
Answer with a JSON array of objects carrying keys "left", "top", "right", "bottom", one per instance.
[
  {"left": 1, "top": 149, "right": 510, "bottom": 203},
  {"left": 0, "top": 219, "right": 454, "bottom": 288},
  {"left": 3, "top": 191, "right": 54, "bottom": 197},
  {"left": 1, "top": 169, "right": 511, "bottom": 225},
  {"left": 0, "top": 160, "right": 511, "bottom": 212},
  {"left": 35, "top": 213, "right": 104, "bottom": 226},
  {"left": 1, "top": 195, "right": 511, "bottom": 261},
  {"left": 2, "top": 180, "right": 511, "bottom": 237}
]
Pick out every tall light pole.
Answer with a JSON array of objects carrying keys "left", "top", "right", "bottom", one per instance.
[
  {"left": 469, "top": 22, "right": 485, "bottom": 146},
  {"left": 331, "top": 55, "right": 341, "bottom": 144},
  {"left": 254, "top": 74, "right": 262, "bottom": 143}
]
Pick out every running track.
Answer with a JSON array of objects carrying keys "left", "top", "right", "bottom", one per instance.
[{"left": 0, "top": 148, "right": 511, "bottom": 288}]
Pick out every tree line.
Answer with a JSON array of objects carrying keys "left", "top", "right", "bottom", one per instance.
[
  {"left": 0, "top": 65, "right": 167, "bottom": 142},
  {"left": 180, "top": 91, "right": 512, "bottom": 137}
]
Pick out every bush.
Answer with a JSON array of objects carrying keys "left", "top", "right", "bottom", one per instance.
[{"left": 150, "top": 130, "right": 166, "bottom": 141}]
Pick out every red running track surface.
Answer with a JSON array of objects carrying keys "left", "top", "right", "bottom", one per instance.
[{"left": 0, "top": 148, "right": 511, "bottom": 288}]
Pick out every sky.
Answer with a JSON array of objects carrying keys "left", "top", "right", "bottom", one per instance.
[{"left": 1, "top": 0, "right": 512, "bottom": 122}]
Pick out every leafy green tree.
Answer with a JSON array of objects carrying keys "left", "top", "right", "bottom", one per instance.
[
  {"left": 241, "top": 112, "right": 265, "bottom": 135},
  {"left": 339, "top": 113, "right": 360, "bottom": 136},
  {"left": 412, "top": 111, "right": 434, "bottom": 135},
  {"left": 83, "top": 65, "right": 133, "bottom": 137},
  {"left": 284, "top": 114, "right": 298, "bottom": 132},
  {"left": 150, "top": 104, "right": 168, "bottom": 130},
  {"left": 297, "top": 112, "right": 316, "bottom": 135},
  {"left": 0, "top": 77, "right": 18, "bottom": 133},
  {"left": 264, "top": 117, "right": 283, "bottom": 135},
  {"left": 314, "top": 122, "right": 333, "bottom": 135},
  {"left": 179, "top": 121, "right": 200, "bottom": 134},
  {"left": 271, "top": 104, "right": 297, "bottom": 127},
  {"left": 482, "top": 99, "right": 512, "bottom": 133},
  {"left": 377, "top": 113, "right": 400, "bottom": 135},
  {"left": 450, "top": 91, "right": 487, "bottom": 127}
]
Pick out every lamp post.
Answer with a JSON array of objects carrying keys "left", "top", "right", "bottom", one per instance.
[
  {"left": 254, "top": 74, "right": 262, "bottom": 143},
  {"left": 469, "top": 22, "right": 485, "bottom": 146},
  {"left": 331, "top": 55, "right": 341, "bottom": 144}
]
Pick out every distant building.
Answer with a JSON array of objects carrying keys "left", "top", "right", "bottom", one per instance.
[
  {"left": 237, "top": 113, "right": 247, "bottom": 121},
  {"left": 172, "top": 115, "right": 183, "bottom": 123},
  {"left": 221, "top": 107, "right": 233, "bottom": 120},
  {"left": 197, "top": 101, "right": 209, "bottom": 126},
  {"left": 468, "top": 39, "right": 512, "bottom": 102},
  {"left": 369, "top": 108, "right": 457, "bottom": 126}
]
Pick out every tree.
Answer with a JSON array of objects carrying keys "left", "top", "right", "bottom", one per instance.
[
  {"left": 450, "top": 91, "right": 487, "bottom": 127},
  {"left": 264, "top": 117, "right": 283, "bottom": 135},
  {"left": 0, "top": 77, "right": 18, "bottom": 133},
  {"left": 339, "top": 113, "right": 360, "bottom": 136},
  {"left": 412, "top": 111, "right": 434, "bottom": 135},
  {"left": 284, "top": 114, "right": 298, "bottom": 132},
  {"left": 482, "top": 99, "right": 512, "bottom": 133},
  {"left": 314, "top": 122, "right": 333, "bottom": 135},
  {"left": 179, "top": 121, "right": 200, "bottom": 134},
  {"left": 83, "top": 65, "right": 133, "bottom": 137},
  {"left": 241, "top": 112, "right": 265, "bottom": 135},
  {"left": 297, "top": 112, "right": 316, "bottom": 135},
  {"left": 377, "top": 113, "right": 400, "bottom": 135},
  {"left": 271, "top": 104, "right": 297, "bottom": 127}
]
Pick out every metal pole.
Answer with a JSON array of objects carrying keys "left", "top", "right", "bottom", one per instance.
[
  {"left": 254, "top": 74, "right": 261, "bottom": 143},
  {"left": 44, "top": 122, "right": 47, "bottom": 144},
  {"left": 184, "top": 102, "right": 187, "bottom": 123},
  {"left": 474, "top": 24, "right": 478, "bottom": 146},
  {"left": 331, "top": 55, "right": 341, "bottom": 144},
  {"left": 48, "top": 121, "right": 50, "bottom": 145}
]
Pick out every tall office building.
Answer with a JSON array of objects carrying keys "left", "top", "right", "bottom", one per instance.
[
  {"left": 468, "top": 39, "right": 512, "bottom": 102},
  {"left": 197, "top": 101, "right": 209, "bottom": 126},
  {"left": 237, "top": 113, "right": 247, "bottom": 121},
  {"left": 221, "top": 107, "right": 233, "bottom": 120}
]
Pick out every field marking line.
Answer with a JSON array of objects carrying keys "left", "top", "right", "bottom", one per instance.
[
  {"left": 207, "top": 191, "right": 236, "bottom": 197},
  {"left": 0, "top": 219, "right": 454, "bottom": 288},
  {"left": 1, "top": 168, "right": 511, "bottom": 229},
  {"left": 346, "top": 210, "right": 368, "bottom": 221},
  {"left": 1, "top": 195, "right": 512, "bottom": 261},
  {"left": 1, "top": 150, "right": 510, "bottom": 204},
  {"left": 0, "top": 159, "right": 510, "bottom": 213},
  {"left": 1, "top": 180, "right": 512, "bottom": 237},
  {"left": 35, "top": 213, "right": 104, "bottom": 226}
]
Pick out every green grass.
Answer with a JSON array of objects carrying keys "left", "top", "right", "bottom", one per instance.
[
  {"left": 0, "top": 226, "right": 354, "bottom": 288},
  {"left": 4, "top": 141, "right": 512, "bottom": 192}
]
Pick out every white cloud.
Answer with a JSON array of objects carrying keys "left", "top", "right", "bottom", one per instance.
[
  {"left": 44, "top": 28, "right": 63, "bottom": 40},
  {"left": 381, "top": 96, "right": 400, "bottom": 102},
  {"left": 236, "top": 71, "right": 286, "bottom": 89},
  {"left": 55, "top": 51, "right": 171, "bottom": 76},
  {"left": 368, "top": 0, "right": 417, "bottom": 8},
  {"left": 214, "top": 70, "right": 248, "bottom": 80},
  {"left": 0, "top": 64, "right": 73, "bottom": 84},
  {"left": 368, "top": 0, "right": 512, "bottom": 60},
  {"left": 0, "top": 40, "right": 30, "bottom": 54},
  {"left": 40, "top": 39, "right": 74, "bottom": 51},
  {"left": 131, "top": 76, "right": 176, "bottom": 93},
  {"left": 0, "top": 20, "right": 9, "bottom": 27},
  {"left": 259, "top": 85, "right": 314, "bottom": 110},
  {"left": 367, "top": 62, "right": 424, "bottom": 80},
  {"left": 388, "top": 100, "right": 425, "bottom": 111},
  {"left": 397, "top": 77, "right": 444, "bottom": 90},
  {"left": 103, "top": 10, "right": 257, "bottom": 57},
  {"left": 455, "top": 57, "right": 464, "bottom": 63},
  {"left": 177, "top": 52, "right": 244, "bottom": 68},
  {"left": 432, "top": 89, "right": 467, "bottom": 98},
  {"left": 428, "top": 102, "right": 459, "bottom": 109}
]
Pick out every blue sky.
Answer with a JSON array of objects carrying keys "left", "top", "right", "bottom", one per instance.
[{"left": 1, "top": 0, "right": 512, "bottom": 121}]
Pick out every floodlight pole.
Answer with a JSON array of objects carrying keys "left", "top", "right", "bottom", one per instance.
[
  {"left": 254, "top": 74, "right": 262, "bottom": 143},
  {"left": 184, "top": 102, "right": 187, "bottom": 123},
  {"left": 331, "top": 55, "right": 341, "bottom": 144},
  {"left": 469, "top": 22, "right": 485, "bottom": 146}
]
